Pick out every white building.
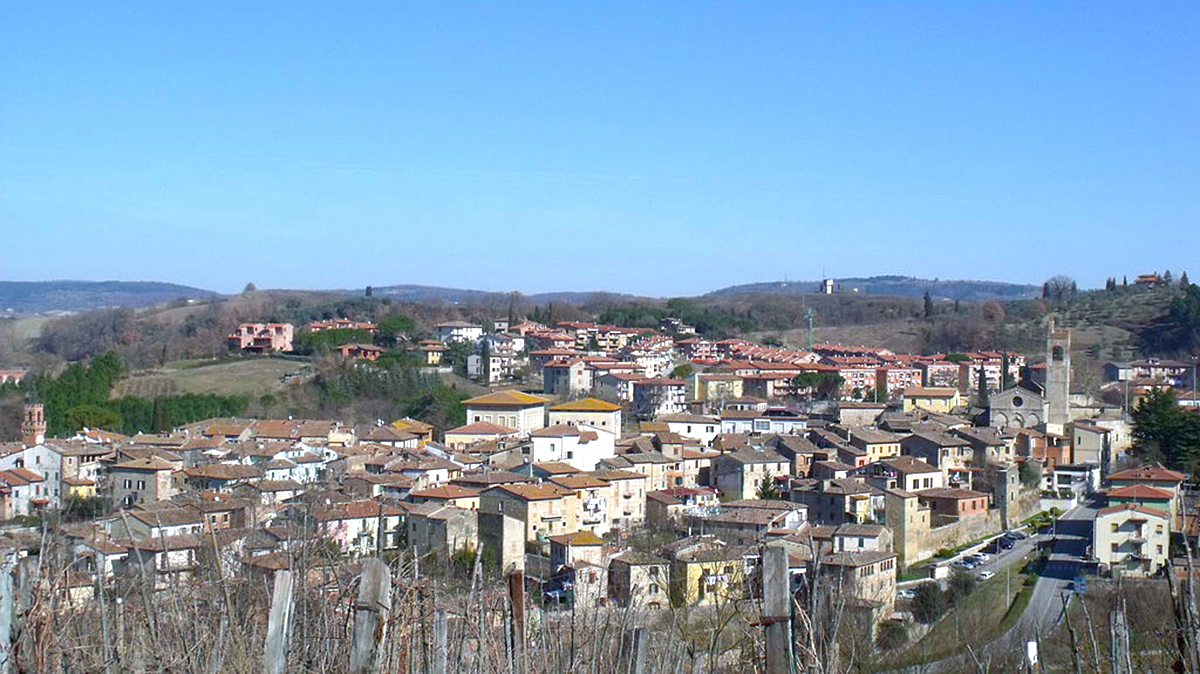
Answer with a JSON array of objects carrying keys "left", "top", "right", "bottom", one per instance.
[
  {"left": 437, "top": 321, "right": 485, "bottom": 344},
  {"left": 529, "top": 425, "right": 616, "bottom": 472}
]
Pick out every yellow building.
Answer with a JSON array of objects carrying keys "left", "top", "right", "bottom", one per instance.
[
  {"left": 664, "top": 536, "right": 746, "bottom": 606},
  {"left": 547, "top": 398, "right": 623, "bottom": 433},
  {"left": 1093, "top": 503, "right": 1169, "bottom": 577},
  {"left": 901, "top": 387, "right": 962, "bottom": 414},
  {"left": 63, "top": 477, "right": 97, "bottom": 499},
  {"left": 695, "top": 374, "right": 744, "bottom": 401}
]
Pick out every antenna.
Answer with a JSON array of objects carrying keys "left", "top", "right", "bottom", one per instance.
[{"left": 805, "top": 308, "right": 815, "bottom": 350}]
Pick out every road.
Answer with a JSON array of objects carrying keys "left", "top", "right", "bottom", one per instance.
[{"left": 1000, "top": 500, "right": 1099, "bottom": 650}]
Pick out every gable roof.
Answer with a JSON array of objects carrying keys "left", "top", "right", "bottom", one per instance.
[
  {"left": 1108, "top": 466, "right": 1188, "bottom": 484},
  {"left": 1097, "top": 502, "right": 1169, "bottom": 519},
  {"left": 446, "top": 422, "right": 516, "bottom": 436},
  {"left": 1107, "top": 484, "right": 1174, "bottom": 500}
]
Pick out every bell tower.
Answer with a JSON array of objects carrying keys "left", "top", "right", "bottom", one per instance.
[
  {"left": 1045, "top": 320, "right": 1071, "bottom": 434},
  {"left": 20, "top": 403, "right": 46, "bottom": 446}
]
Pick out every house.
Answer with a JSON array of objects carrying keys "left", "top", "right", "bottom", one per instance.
[
  {"left": 0, "top": 468, "right": 47, "bottom": 517},
  {"left": 227, "top": 323, "right": 294, "bottom": 353},
  {"left": 816, "top": 551, "right": 897, "bottom": 619},
  {"left": 859, "top": 456, "right": 943, "bottom": 493},
  {"left": 712, "top": 449, "right": 789, "bottom": 501},
  {"left": 463, "top": 391, "right": 549, "bottom": 435},
  {"left": 542, "top": 360, "right": 593, "bottom": 396},
  {"left": 1071, "top": 423, "right": 1117, "bottom": 469},
  {"left": 845, "top": 427, "right": 903, "bottom": 463},
  {"left": 1093, "top": 503, "right": 1170, "bottom": 577},
  {"left": 645, "top": 487, "right": 720, "bottom": 527},
  {"left": 407, "top": 504, "right": 478, "bottom": 558},
  {"left": 901, "top": 387, "right": 962, "bottom": 414},
  {"left": 1106, "top": 484, "right": 1175, "bottom": 527},
  {"left": 608, "top": 551, "right": 669, "bottom": 609},
  {"left": 478, "top": 483, "right": 580, "bottom": 544},
  {"left": 548, "top": 530, "right": 605, "bottom": 570},
  {"left": 1108, "top": 465, "right": 1188, "bottom": 527},
  {"left": 549, "top": 474, "right": 616, "bottom": 535},
  {"left": 416, "top": 340, "right": 448, "bottom": 366},
  {"left": 587, "top": 469, "right": 649, "bottom": 529},
  {"left": 596, "top": 373, "right": 645, "bottom": 403},
  {"left": 718, "top": 408, "right": 808, "bottom": 435},
  {"left": 409, "top": 484, "right": 482, "bottom": 510},
  {"left": 658, "top": 414, "right": 720, "bottom": 447},
  {"left": 182, "top": 463, "right": 263, "bottom": 492},
  {"left": 548, "top": 398, "right": 623, "bottom": 433},
  {"left": 900, "top": 431, "right": 975, "bottom": 487},
  {"left": 664, "top": 536, "right": 747, "bottom": 606},
  {"left": 109, "top": 458, "right": 180, "bottom": 506},
  {"left": 683, "top": 499, "right": 808, "bottom": 546},
  {"left": 312, "top": 499, "right": 406, "bottom": 556},
  {"left": 631, "top": 378, "right": 688, "bottom": 420},
  {"left": 336, "top": 343, "right": 384, "bottom": 361},
  {"left": 784, "top": 478, "right": 879, "bottom": 525},
  {"left": 831, "top": 523, "right": 893, "bottom": 553},
  {"left": 436, "top": 321, "right": 484, "bottom": 344},
  {"left": 443, "top": 422, "right": 519, "bottom": 451},
  {"left": 529, "top": 425, "right": 616, "bottom": 471},
  {"left": 915, "top": 487, "right": 989, "bottom": 519}
]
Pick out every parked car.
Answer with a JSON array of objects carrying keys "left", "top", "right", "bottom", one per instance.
[
  {"left": 1005, "top": 531, "right": 1028, "bottom": 541},
  {"left": 897, "top": 588, "right": 916, "bottom": 600},
  {"left": 999, "top": 538, "right": 1014, "bottom": 550},
  {"left": 978, "top": 570, "right": 995, "bottom": 580},
  {"left": 956, "top": 559, "right": 977, "bottom": 569},
  {"left": 970, "top": 553, "right": 989, "bottom": 563}
]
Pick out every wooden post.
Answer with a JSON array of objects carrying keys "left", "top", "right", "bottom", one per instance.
[
  {"left": 620, "top": 626, "right": 647, "bottom": 674},
  {"left": 763, "top": 543, "right": 795, "bottom": 674},
  {"left": 433, "top": 609, "right": 448, "bottom": 674},
  {"left": 508, "top": 571, "right": 526, "bottom": 674},
  {"left": 262, "top": 570, "right": 294, "bottom": 674},
  {"left": 0, "top": 552, "right": 14, "bottom": 674},
  {"left": 350, "top": 558, "right": 392, "bottom": 674}
]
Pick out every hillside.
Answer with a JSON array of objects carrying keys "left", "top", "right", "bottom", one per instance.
[
  {"left": 0, "top": 280, "right": 220, "bottom": 314},
  {"left": 709, "top": 276, "right": 1041, "bottom": 301}
]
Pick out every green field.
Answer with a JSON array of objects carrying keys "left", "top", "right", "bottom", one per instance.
[{"left": 113, "top": 358, "right": 311, "bottom": 398}]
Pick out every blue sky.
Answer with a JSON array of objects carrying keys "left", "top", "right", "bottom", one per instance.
[{"left": 2, "top": 2, "right": 1197, "bottom": 296}]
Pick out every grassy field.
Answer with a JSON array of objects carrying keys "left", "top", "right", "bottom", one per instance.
[{"left": 113, "top": 357, "right": 311, "bottom": 398}]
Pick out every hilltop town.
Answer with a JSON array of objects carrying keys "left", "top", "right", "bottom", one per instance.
[{"left": 0, "top": 279, "right": 1196, "bottom": 672}]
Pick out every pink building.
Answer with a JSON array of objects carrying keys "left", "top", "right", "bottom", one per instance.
[{"left": 227, "top": 323, "right": 294, "bottom": 353}]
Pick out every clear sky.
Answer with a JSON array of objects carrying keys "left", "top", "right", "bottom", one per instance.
[{"left": 2, "top": 2, "right": 1197, "bottom": 296}]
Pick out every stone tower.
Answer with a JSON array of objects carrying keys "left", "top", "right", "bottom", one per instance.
[
  {"left": 1045, "top": 320, "right": 1071, "bottom": 434},
  {"left": 20, "top": 403, "right": 46, "bottom": 446}
]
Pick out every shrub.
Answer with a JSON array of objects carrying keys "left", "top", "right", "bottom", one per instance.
[
  {"left": 876, "top": 620, "right": 908, "bottom": 650},
  {"left": 912, "top": 582, "right": 947, "bottom": 624}
]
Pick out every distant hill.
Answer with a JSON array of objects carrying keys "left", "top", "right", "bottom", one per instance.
[
  {"left": 346, "top": 284, "right": 637, "bottom": 305},
  {"left": 708, "top": 276, "right": 1041, "bottom": 301},
  {"left": 0, "top": 281, "right": 221, "bottom": 314}
]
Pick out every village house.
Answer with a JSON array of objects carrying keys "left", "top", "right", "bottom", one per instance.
[
  {"left": 1093, "top": 503, "right": 1170, "bottom": 577},
  {"left": 608, "top": 550, "right": 670, "bottom": 609},
  {"left": 664, "top": 536, "right": 747, "bottom": 607},
  {"left": 312, "top": 499, "right": 406, "bottom": 556},
  {"left": 915, "top": 487, "right": 989, "bottom": 520},
  {"left": 645, "top": 486, "right": 720, "bottom": 527},
  {"left": 227, "top": 323, "right": 294, "bottom": 353},
  {"left": 406, "top": 504, "right": 478, "bottom": 559},
  {"left": 901, "top": 387, "right": 962, "bottom": 414},
  {"left": 436, "top": 321, "right": 485, "bottom": 344},
  {"left": 110, "top": 458, "right": 180, "bottom": 506},
  {"left": 784, "top": 477, "right": 879, "bottom": 525},
  {"left": 463, "top": 391, "right": 549, "bottom": 435},
  {"left": 631, "top": 378, "right": 688, "bottom": 420},
  {"left": 443, "top": 422, "right": 519, "bottom": 451},
  {"left": 712, "top": 448, "right": 790, "bottom": 501},
  {"left": 547, "top": 398, "right": 623, "bottom": 433},
  {"left": 658, "top": 413, "right": 720, "bottom": 447},
  {"left": 529, "top": 425, "right": 616, "bottom": 472},
  {"left": 336, "top": 343, "right": 384, "bottom": 361},
  {"left": 900, "top": 431, "right": 975, "bottom": 487},
  {"left": 683, "top": 500, "right": 808, "bottom": 546},
  {"left": 478, "top": 483, "right": 581, "bottom": 544}
]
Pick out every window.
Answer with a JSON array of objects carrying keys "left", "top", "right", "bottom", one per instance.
[
  {"left": 649, "top": 567, "right": 659, "bottom": 577},
  {"left": 1111, "top": 543, "right": 1120, "bottom": 553},
  {"left": 1158, "top": 545, "right": 1164, "bottom": 555},
  {"left": 1111, "top": 523, "right": 1119, "bottom": 533},
  {"left": 137, "top": 480, "right": 146, "bottom": 490},
  {"left": 649, "top": 584, "right": 659, "bottom": 595},
  {"left": 124, "top": 479, "right": 132, "bottom": 489}
]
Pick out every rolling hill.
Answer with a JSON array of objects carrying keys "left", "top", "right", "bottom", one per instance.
[
  {"left": 0, "top": 281, "right": 221, "bottom": 314},
  {"left": 708, "top": 275, "right": 1041, "bottom": 301}
]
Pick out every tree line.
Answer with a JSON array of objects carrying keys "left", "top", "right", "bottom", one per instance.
[{"left": 0, "top": 352, "right": 246, "bottom": 438}]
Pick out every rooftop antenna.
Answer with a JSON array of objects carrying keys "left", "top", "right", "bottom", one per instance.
[{"left": 805, "top": 307, "right": 815, "bottom": 350}]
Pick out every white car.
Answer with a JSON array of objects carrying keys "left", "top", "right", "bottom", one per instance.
[
  {"left": 970, "top": 552, "right": 990, "bottom": 562},
  {"left": 978, "top": 570, "right": 995, "bottom": 580},
  {"left": 897, "top": 588, "right": 916, "bottom": 600}
]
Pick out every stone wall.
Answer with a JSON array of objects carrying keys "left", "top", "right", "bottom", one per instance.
[{"left": 889, "top": 487, "right": 1042, "bottom": 567}]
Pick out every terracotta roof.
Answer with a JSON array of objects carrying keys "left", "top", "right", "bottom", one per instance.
[
  {"left": 530, "top": 424, "right": 583, "bottom": 438},
  {"left": 1108, "top": 466, "right": 1188, "bottom": 483},
  {"left": 410, "top": 485, "right": 480, "bottom": 500},
  {"left": 916, "top": 487, "right": 989, "bottom": 500},
  {"left": 486, "top": 483, "right": 570, "bottom": 501},
  {"left": 1107, "top": 484, "right": 1174, "bottom": 500},
  {"left": 446, "top": 422, "right": 517, "bottom": 436},
  {"left": 1097, "top": 503, "right": 1169, "bottom": 518}
]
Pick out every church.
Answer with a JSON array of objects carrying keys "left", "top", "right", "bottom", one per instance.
[{"left": 989, "top": 321, "right": 1071, "bottom": 435}]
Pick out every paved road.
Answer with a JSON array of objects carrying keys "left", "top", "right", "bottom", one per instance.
[{"left": 1002, "top": 500, "right": 1099, "bottom": 648}]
